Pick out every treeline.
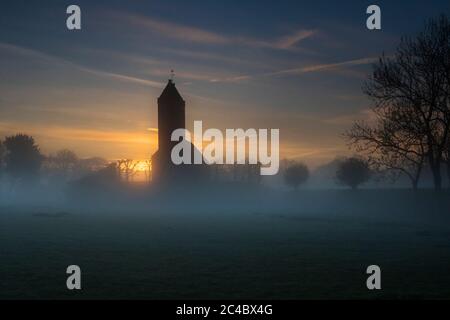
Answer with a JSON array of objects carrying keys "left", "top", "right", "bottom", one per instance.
[
  {"left": 0, "top": 134, "right": 150, "bottom": 194},
  {"left": 282, "top": 157, "right": 371, "bottom": 190},
  {"left": 345, "top": 15, "right": 450, "bottom": 191}
]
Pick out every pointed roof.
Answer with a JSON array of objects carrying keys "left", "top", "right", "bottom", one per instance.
[{"left": 158, "top": 79, "right": 184, "bottom": 103}]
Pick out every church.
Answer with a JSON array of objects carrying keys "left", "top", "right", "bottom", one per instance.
[{"left": 151, "top": 79, "right": 208, "bottom": 184}]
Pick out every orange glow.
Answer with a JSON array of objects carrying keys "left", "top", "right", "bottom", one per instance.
[
  {"left": 0, "top": 120, "right": 159, "bottom": 160},
  {"left": 134, "top": 160, "right": 151, "bottom": 172}
]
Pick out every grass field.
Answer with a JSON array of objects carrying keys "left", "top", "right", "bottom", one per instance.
[{"left": 1, "top": 189, "right": 450, "bottom": 299}]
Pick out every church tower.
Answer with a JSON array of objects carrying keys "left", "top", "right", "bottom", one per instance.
[
  {"left": 151, "top": 78, "right": 208, "bottom": 185},
  {"left": 151, "top": 79, "right": 186, "bottom": 182},
  {"left": 158, "top": 79, "right": 185, "bottom": 162}
]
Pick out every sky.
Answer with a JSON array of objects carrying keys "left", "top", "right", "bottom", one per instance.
[{"left": 1, "top": 0, "right": 449, "bottom": 167}]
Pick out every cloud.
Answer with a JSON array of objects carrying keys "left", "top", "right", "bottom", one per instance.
[
  {"left": 0, "top": 120, "right": 158, "bottom": 159},
  {"left": 212, "top": 56, "right": 377, "bottom": 83},
  {"left": 113, "top": 12, "right": 316, "bottom": 50},
  {"left": 275, "top": 30, "right": 318, "bottom": 49},
  {"left": 0, "top": 42, "right": 58, "bottom": 63},
  {"left": 78, "top": 66, "right": 164, "bottom": 88},
  {"left": 122, "top": 14, "right": 229, "bottom": 45},
  {"left": 0, "top": 42, "right": 164, "bottom": 89},
  {"left": 209, "top": 75, "right": 252, "bottom": 83},
  {"left": 157, "top": 48, "right": 270, "bottom": 69},
  {"left": 0, "top": 121, "right": 156, "bottom": 145},
  {"left": 4, "top": 42, "right": 235, "bottom": 106},
  {"left": 74, "top": 47, "right": 257, "bottom": 85},
  {"left": 267, "top": 57, "right": 378, "bottom": 76},
  {"left": 0, "top": 42, "right": 253, "bottom": 103}
]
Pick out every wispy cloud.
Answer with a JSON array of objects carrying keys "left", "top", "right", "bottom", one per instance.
[
  {"left": 267, "top": 57, "right": 378, "bottom": 76},
  {"left": 122, "top": 14, "right": 229, "bottom": 45},
  {"left": 209, "top": 57, "right": 377, "bottom": 83},
  {"left": 275, "top": 30, "right": 318, "bottom": 49},
  {"left": 209, "top": 75, "right": 252, "bottom": 83},
  {"left": 113, "top": 12, "right": 316, "bottom": 50},
  {"left": 147, "top": 68, "right": 219, "bottom": 81},
  {"left": 79, "top": 67, "right": 164, "bottom": 88},
  {"left": 0, "top": 42, "right": 164, "bottom": 89},
  {"left": 157, "top": 48, "right": 270, "bottom": 69}
]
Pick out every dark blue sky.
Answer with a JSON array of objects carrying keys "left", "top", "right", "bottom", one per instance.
[{"left": 1, "top": 1, "right": 449, "bottom": 164}]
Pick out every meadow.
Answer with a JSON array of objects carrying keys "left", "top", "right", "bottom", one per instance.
[{"left": 1, "top": 189, "right": 450, "bottom": 300}]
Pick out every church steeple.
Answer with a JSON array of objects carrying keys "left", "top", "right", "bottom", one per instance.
[{"left": 158, "top": 79, "right": 184, "bottom": 104}]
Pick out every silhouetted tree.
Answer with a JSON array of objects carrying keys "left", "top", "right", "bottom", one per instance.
[
  {"left": 0, "top": 140, "right": 5, "bottom": 177},
  {"left": 284, "top": 162, "right": 309, "bottom": 190},
  {"left": 144, "top": 159, "right": 152, "bottom": 183},
  {"left": 346, "top": 107, "right": 426, "bottom": 190},
  {"left": 362, "top": 15, "right": 450, "bottom": 190},
  {"left": 3, "top": 134, "right": 43, "bottom": 183},
  {"left": 54, "top": 149, "right": 78, "bottom": 171},
  {"left": 44, "top": 149, "right": 79, "bottom": 182},
  {"left": 336, "top": 157, "right": 371, "bottom": 190},
  {"left": 117, "top": 159, "right": 138, "bottom": 182}
]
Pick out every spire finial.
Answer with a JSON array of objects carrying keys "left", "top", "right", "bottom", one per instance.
[{"left": 170, "top": 69, "right": 175, "bottom": 83}]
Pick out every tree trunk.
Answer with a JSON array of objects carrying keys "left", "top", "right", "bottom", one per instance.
[
  {"left": 412, "top": 179, "right": 418, "bottom": 191},
  {"left": 447, "top": 161, "right": 450, "bottom": 189},
  {"left": 429, "top": 155, "right": 442, "bottom": 191},
  {"left": 412, "top": 162, "right": 424, "bottom": 191},
  {"left": 432, "top": 164, "right": 442, "bottom": 191}
]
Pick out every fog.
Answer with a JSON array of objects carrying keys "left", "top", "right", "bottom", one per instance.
[{"left": 2, "top": 153, "right": 450, "bottom": 300}]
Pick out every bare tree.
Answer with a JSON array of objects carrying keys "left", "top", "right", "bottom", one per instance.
[
  {"left": 443, "top": 16, "right": 450, "bottom": 188},
  {"left": 46, "top": 149, "right": 79, "bottom": 181},
  {"left": 361, "top": 15, "right": 450, "bottom": 190},
  {"left": 117, "top": 159, "right": 138, "bottom": 182},
  {"left": 144, "top": 159, "right": 152, "bottom": 183},
  {"left": 346, "top": 106, "right": 426, "bottom": 190}
]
